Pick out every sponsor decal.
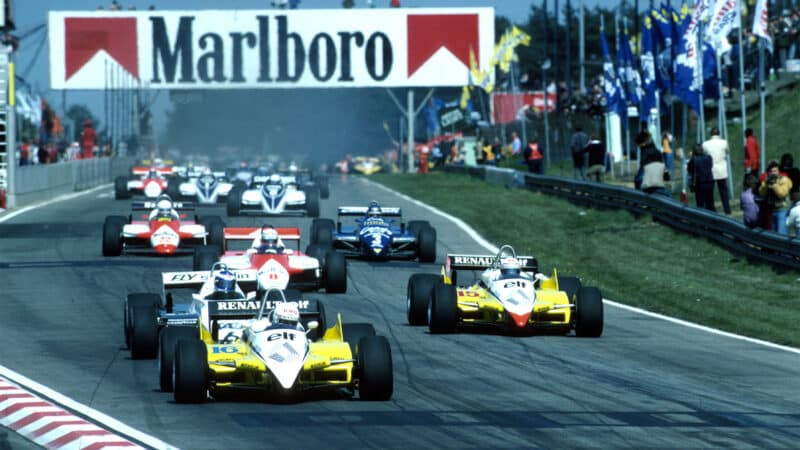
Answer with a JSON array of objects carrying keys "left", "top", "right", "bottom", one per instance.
[
  {"left": 215, "top": 300, "right": 262, "bottom": 311},
  {"left": 450, "top": 255, "right": 532, "bottom": 267},
  {"left": 64, "top": 17, "right": 138, "bottom": 81}
]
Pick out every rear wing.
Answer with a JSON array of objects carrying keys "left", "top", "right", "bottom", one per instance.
[
  {"left": 131, "top": 201, "right": 196, "bottom": 212},
  {"left": 337, "top": 206, "right": 402, "bottom": 217},
  {"left": 223, "top": 227, "right": 301, "bottom": 251},
  {"left": 162, "top": 269, "right": 258, "bottom": 291},
  {"left": 445, "top": 254, "right": 539, "bottom": 273},
  {"left": 132, "top": 166, "right": 173, "bottom": 175}
]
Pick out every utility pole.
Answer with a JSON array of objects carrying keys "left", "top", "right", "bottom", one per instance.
[
  {"left": 566, "top": 0, "right": 572, "bottom": 95},
  {"left": 579, "top": 0, "right": 585, "bottom": 92}
]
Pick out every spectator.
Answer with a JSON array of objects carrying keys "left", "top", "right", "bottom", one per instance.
[
  {"left": 787, "top": 193, "right": 800, "bottom": 236},
  {"left": 662, "top": 132, "right": 674, "bottom": 177},
  {"left": 37, "top": 143, "right": 49, "bottom": 164},
  {"left": 758, "top": 160, "right": 793, "bottom": 235},
  {"left": 635, "top": 130, "right": 661, "bottom": 165},
  {"left": 19, "top": 138, "right": 30, "bottom": 166},
  {"left": 744, "top": 128, "right": 760, "bottom": 175},
  {"left": 524, "top": 137, "right": 543, "bottom": 174},
  {"left": 510, "top": 131, "right": 521, "bottom": 156},
  {"left": 570, "top": 126, "right": 588, "bottom": 180},
  {"left": 741, "top": 174, "right": 760, "bottom": 228},
  {"left": 585, "top": 135, "right": 606, "bottom": 182},
  {"left": 702, "top": 127, "right": 732, "bottom": 215},
  {"left": 639, "top": 151, "right": 669, "bottom": 197},
  {"left": 67, "top": 141, "right": 81, "bottom": 160},
  {"left": 491, "top": 137, "right": 503, "bottom": 164},
  {"left": 779, "top": 152, "right": 800, "bottom": 197},
  {"left": 688, "top": 143, "right": 716, "bottom": 211},
  {"left": 80, "top": 119, "right": 97, "bottom": 159}
]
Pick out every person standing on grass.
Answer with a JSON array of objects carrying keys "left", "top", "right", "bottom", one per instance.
[
  {"left": 524, "top": 137, "right": 543, "bottom": 174},
  {"left": 702, "top": 127, "right": 732, "bottom": 215},
  {"left": 570, "top": 126, "right": 589, "bottom": 180},
  {"left": 744, "top": 128, "right": 760, "bottom": 175},
  {"left": 688, "top": 144, "right": 716, "bottom": 211},
  {"left": 585, "top": 135, "right": 606, "bottom": 182},
  {"left": 779, "top": 153, "right": 800, "bottom": 199},
  {"left": 759, "top": 160, "right": 793, "bottom": 235},
  {"left": 662, "top": 132, "right": 674, "bottom": 177}
]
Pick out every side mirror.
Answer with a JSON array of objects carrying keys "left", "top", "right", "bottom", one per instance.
[
  {"left": 306, "top": 320, "right": 319, "bottom": 332},
  {"left": 246, "top": 291, "right": 257, "bottom": 300}
]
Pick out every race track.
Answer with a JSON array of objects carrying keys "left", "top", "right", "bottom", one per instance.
[{"left": 0, "top": 176, "right": 798, "bottom": 449}]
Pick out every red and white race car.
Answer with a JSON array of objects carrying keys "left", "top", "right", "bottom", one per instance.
[
  {"left": 192, "top": 226, "right": 346, "bottom": 294},
  {"left": 102, "top": 197, "right": 224, "bottom": 256},
  {"left": 115, "top": 166, "right": 174, "bottom": 199}
]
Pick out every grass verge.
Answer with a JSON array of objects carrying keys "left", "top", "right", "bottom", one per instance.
[{"left": 372, "top": 172, "right": 800, "bottom": 348}]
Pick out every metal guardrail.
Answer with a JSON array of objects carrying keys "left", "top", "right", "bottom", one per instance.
[{"left": 446, "top": 164, "right": 800, "bottom": 270}]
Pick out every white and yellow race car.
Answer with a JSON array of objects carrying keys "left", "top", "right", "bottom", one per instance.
[{"left": 406, "top": 245, "right": 603, "bottom": 336}]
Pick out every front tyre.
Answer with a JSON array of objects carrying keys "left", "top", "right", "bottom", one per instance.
[
  {"left": 416, "top": 226, "right": 437, "bottom": 263},
  {"left": 406, "top": 274, "right": 438, "bottom": 325},
  {"left": 226, "top": 189, "right": 242, "bottom": 216},
  {"left": 428, "top": 282, "right": 457, "bottom": 334},
  {"left": 575, "top": 286, "right": 604, "bottom": 337},
  {"left": 173, "top": 339, "right": 208, "bottom": 403}
]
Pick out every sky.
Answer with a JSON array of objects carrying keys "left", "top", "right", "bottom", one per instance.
[{"left": 12, "top": 0, "right": 615, "bottom": 137}]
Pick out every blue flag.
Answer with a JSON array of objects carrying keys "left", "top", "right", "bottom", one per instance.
[
  {"left": 651, "top": 4, "right": 677, "bottom": 91},
  {"left": 640, "top": 17, "right": 657, "bottom": 116},
  {"left": 617, "top": 24, "right": 643, "bottom": 107},
  {"left": 601, "top": 30, "right": 626, "bottom": 119}
]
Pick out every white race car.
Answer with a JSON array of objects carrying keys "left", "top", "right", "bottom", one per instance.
[
  {"left": 173, "top": 171, "right": 237, "bottom": 204},
  {"left": 227, "top": 174, "right": 319, "bottom": 217}
]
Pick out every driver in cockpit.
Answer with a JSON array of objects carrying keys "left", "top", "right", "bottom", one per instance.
[
  {"left": 250, "top": 226, "right": 288, "bottom": 254},
  {"left": 148, "top": 195, "right": 179, "bottom": 221}
]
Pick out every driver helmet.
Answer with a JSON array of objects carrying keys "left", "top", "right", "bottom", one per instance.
[
  {"left": 288, "top": 163, "right": 298, "bottom": 172},
  {"left": 268, "top": 174, "right": 282, "bottom": 185},
  {"left": 367, "top": 201, "right": 382, "bottom": 218},
  {"left": 156, "top": 197, "right": 173, "bottom": 217},
  {"left": 214, "top": 269, "right": 236, "bottom": 293},
  {"left": 260, "top": 226, "right": 280, "bottom": 249},
  {"left": 499, "top": 257, "right": 521, "bottom": 278},
  {"left": 272, "top": 302, "right": 300, "bottom": 327},
  {"left": 148, "top": 168, "right": 158, "bottom": 178}
]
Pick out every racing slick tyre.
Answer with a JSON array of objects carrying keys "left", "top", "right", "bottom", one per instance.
[
  {"left": 558, "top": 276, "right": 582, "bottom": 304},
  {"left": 357, "top": 336, "right": 393, "bottom": 401},
  {"left": 232, "top": 180, "right": 247, "bottom": 192},
  {"left": 114, "top": 176, "right": 130, "bottom": 199},
  {"left": 428, "top": 282, "right": 458, "bottom": 334},
  {"left": 193, "top": 245, "right": 220, "bottom": 271},
  {"left": 416, "top": 226, "right": 437, "bottom": 263},
  {"left": 130, "top": 305, "right": 158, "bottom": 359},
  {"left": 342, "top": 323, "right": 376, "bottom": 360},
  {"left": 159, "top": 327, "right": 199, "bottom": 392},
  {"left": 407, "top": 274, "right": 439, "bottom": 325},
  {"left": 173, "top": 339, "right": 208, "bottom": 404},
  {"left": 198, "top": 216, "right": 225, "bottom": 249},
  {"left": 166, "top": 181, "right": 182, "bottom": 201},
  {"left": 305, "top": 243, "right": 329, "bottom": 268},
  {"left": 316, "top": 175, "right": 330, "bottom": 199},
  {"left": 124, "top": 293, "right": 160, "bottom": 349},
  {"left": 226, "top": 188, "right": 242, "bottom": 216},
  {"left": 304, "top": 187, "right": 320, "bottom": 218},
  {"left": 324, "top": 251, "right": 347, "bottom": 294},
  {"left": 575, "top": 287, "right": 604, "bottom": 338},
  {"left": 407, "top": 220, "right": 431, "bottom": 239},
  {"left": 309, "top": 219, "right": 335, "bottom": 245},
  {"left": 102, "top": 216, "right": 126, "bottom": 256},
  {"left": 313, "top": 219, "right": 335, "bottom": 245}
]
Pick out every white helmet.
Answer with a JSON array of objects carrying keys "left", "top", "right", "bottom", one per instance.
[
  {"left": 156, "top": 198, "right": 173, "bottom": 216},
  {"left": 260, "top": 226, "right": 280, "bottom": 247},
  {"left": 499, "top": 257, "right": 521, "bottom": 278},
  {"left": 272, "top": 302, "right": 300, "bottom": 326},
  {"left": 268, "top": 174, "right": 282, "bottom": 184}
]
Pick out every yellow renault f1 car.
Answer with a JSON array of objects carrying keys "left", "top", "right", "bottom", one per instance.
[
  {"left": 171, "top": 289, "right": 393, "bottom": 403},
  {"left": 406, "top": 245, "right": 603, "bottom": 336}
]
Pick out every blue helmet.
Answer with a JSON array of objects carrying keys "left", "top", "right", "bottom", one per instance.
[
  {"left": 367, "top": 201, "right": 382, "bottom": 218},
  {"left": 214, "top": 269, "right": 236, "bottom": 293}
]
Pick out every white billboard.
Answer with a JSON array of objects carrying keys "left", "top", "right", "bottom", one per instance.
[{"left": 48, "top": 8, "right": 494, "bottom": 90}]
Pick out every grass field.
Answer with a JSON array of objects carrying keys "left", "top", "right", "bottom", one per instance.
[{"left": 372, "top": 172, "right": 800, "bottom": 348}]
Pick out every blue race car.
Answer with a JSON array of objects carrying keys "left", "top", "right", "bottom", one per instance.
[{"left": 308, "top": 202, "right": 436, "bottom": 262}]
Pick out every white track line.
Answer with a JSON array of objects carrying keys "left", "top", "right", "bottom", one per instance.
[
  {"left": 363, "top": 177, "right": 800, "bottom": 355},
  {"left": 0, "top": 183, "right": 178, "bottom": 449}
]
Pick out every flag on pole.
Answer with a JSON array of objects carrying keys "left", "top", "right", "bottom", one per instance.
[
  {"left": 618, "top": 23, "right": 643, "bottom": 107},
  {"left": 469, "top": 48, "right": 494, "bottom": 93},
  {"left": 641, "top": 16, "right": 658, "bottom": 116},
  {"left": 752, "top": 0, "right": 773, "bottom": 53},
  {"left": 601, "top": 29, "right": 626, "bottom": 118},
  {"left": 705, "top": 0, "right": 740, "bottom": 48}
]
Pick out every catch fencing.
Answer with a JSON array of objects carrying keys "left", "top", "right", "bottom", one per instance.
[{"left": 446, "top": 164, "right": 800, "bottom": 271}]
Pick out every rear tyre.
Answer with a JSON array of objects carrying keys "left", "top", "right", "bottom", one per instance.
[
  {"left": 407, "top": 220, "right": 431, "bottom": 239},
  {"left": 428, "top": 282, "right": 457, "bottom": 334},
  {"left": 342, "top": 323, "right": 376, "bottom": 358},
  {"left": 130, "top": 305, "right": 158, "bottom": 359},
  {"left": 173, "top": 339, "right": 208, "bottom": 403},
  {"left": 159, "top": 327, "right": 198, "bottom": 392},
  {"left": 304, "top": 188, "right": 320, "bottom": 218},
  {"left": 416, "top": 226, "right": 436, "bottom": 263},
  {"left": 406, "top": 274, "right": 439, "bottom": 325},
  {"left": 102, "top": 216, "right": 126, "bottom": 256},
  {"left": 357, "top": 336, "right": 393, "bottom": 401},
  {"left": 324, "top": 251, "right": 347, "bottom": 293},
  {"left": 575, "top": 287, "right": 604, "bottom": 338},
  {"left": 316, "top": 175, "right": 330, "bottom": 199},
  {"left": 193, "top": 245, "right": 220, "bottom": 271},
  {"left": 305, "top": 243, "right": 328, "bottom": 268},
  {"left": 226, "top": 189, "right": 242, "bottom": 216},
  {"left": 559, "top": 276, "right": 582, "bottom": 304},
  {"left": 124, "top": 293, "right": 160, "bottom": 349},
  {"left": 114, "top": 176, "right": 130, "bottom": 199},
  {"left": 313, "top": 220, "right": 335, "bottom": 246}
]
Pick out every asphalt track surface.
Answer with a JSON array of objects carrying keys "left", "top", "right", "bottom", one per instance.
[{"left": 0, "top": 176, "right": 798, "bottom": 449}]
